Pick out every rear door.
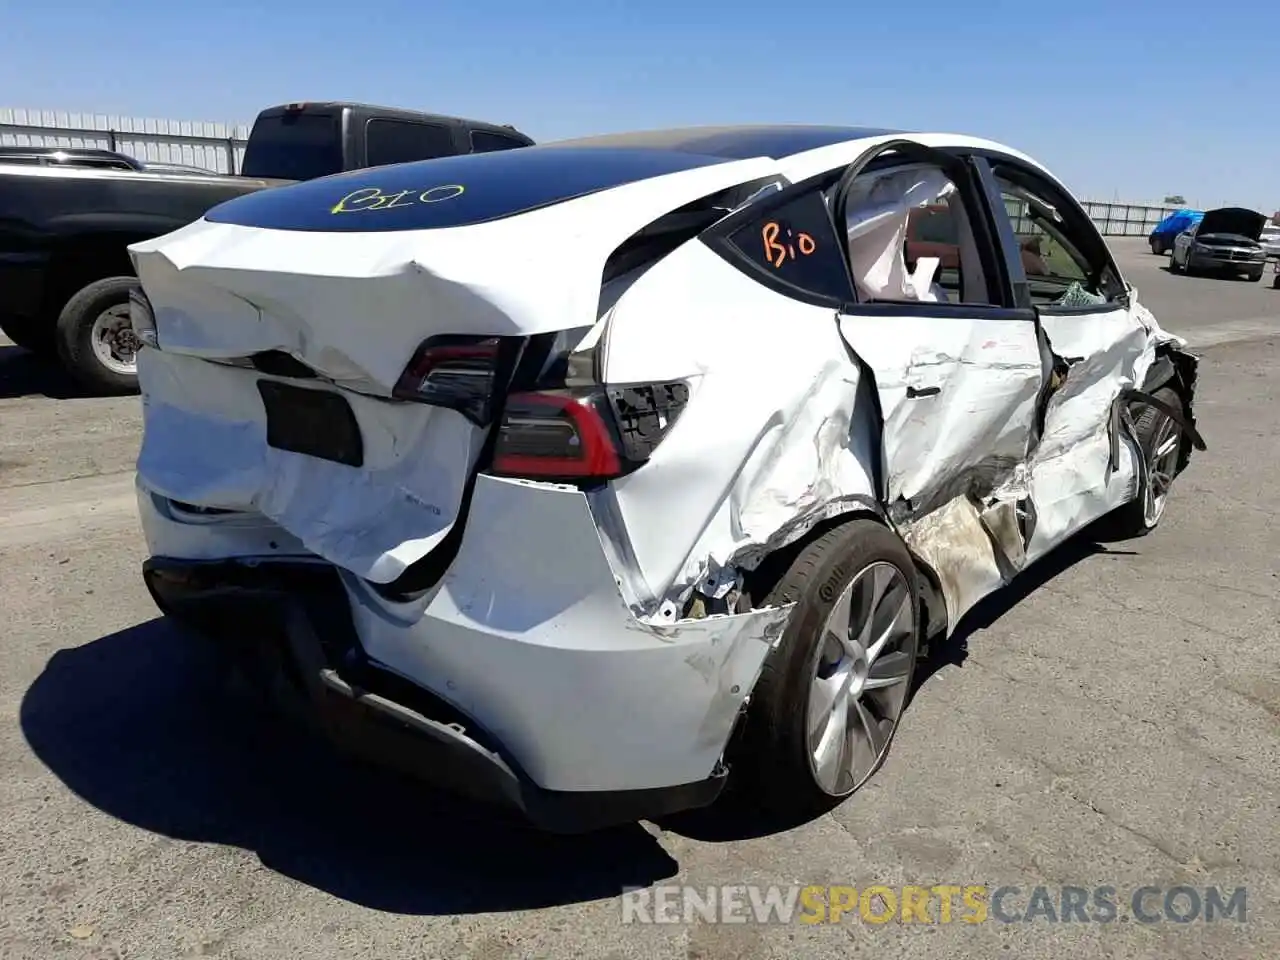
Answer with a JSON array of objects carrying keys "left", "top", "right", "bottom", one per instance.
[
  {"left": 831, "top": 146, "right": 1045, "bottom": 502},
  {"left": 978, "top": 156, "right": 1153, "bottom": 561},
  {"left": 828, "top": 142, "right": 1047, "bottom": 619}
]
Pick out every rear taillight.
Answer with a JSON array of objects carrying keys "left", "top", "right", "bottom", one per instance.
[
  {"left": 491, "top": 380, "right": 689, "bottom": 482},
  {"left": 393, "top": 334, "right": 501, "bottom": 424},
  {"left": 492, "top": 390, "right": 622, "bottom": 480}
]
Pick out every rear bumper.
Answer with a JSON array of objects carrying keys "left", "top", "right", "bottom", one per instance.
[
  {"left": 143, "top": 556, "right": 729, "bottom": 833},
  {"left": 136, "top": 472, "right": 793, "bottom": 831}
]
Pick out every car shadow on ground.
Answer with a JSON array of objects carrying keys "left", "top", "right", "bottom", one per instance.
[
  {"left": 20, "top": 526, "right": 1144, "bottom": 892},
  {"left": 0, "top": 344, "right": 90, "bottom": 399},
  {"left": 19, "top": 617, "right": 678, "bottom": 916}
]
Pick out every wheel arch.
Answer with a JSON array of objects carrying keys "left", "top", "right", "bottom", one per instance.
[
  {"left": 41, "top": 232, "right": 148, "bottom": 319},
  {"left": 738, "top": 505, "right": 950, "bottom": 645}
]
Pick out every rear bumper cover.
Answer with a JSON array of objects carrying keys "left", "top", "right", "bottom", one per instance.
[{"left": 143, "top": 557, "right": 729, "bottom": 833}]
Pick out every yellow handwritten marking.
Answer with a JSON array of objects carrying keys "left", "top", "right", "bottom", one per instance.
[
  {"left": 331, "top": 184, "right": 465, "bottom": 214},
  {"left": 330, "top": 187, "right": 383, "bottom": 214},
  {"left": 419, "top": 184, "right": 465, "bottom": 203},
  {"left": 761, "top": 220, "right": 817, "bottom": 268}
]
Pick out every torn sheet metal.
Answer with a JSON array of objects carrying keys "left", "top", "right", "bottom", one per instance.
[
  {"left": 836, "top": 310, "right": 1045, "bottom": 514},
  {"left": 127, "top": 155, "right": 783, "bottom": 583},
  {"left": 592, "top": 239, "right": 882, "bottom": 614},
  {"left": 127, "top": 153, "right": 782, "bottom": 388},
  {"left": 899, "top": 494, "right": 1007, "bottom": 627},
  {"left": 135, "top": 347, "right": 482, "bottom": 583},
  {"left": 338, "top": 473, "right": 793, "bottom": 792}
]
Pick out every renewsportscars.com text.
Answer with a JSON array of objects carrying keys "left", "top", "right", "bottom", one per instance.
[{"left": 620, "top": 884, "right": 1248, "bottom": 925}]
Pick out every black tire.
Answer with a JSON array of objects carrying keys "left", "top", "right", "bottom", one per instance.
[
  {"left": 729, "top": 518, "right": 920, "bottom": 822},
  {"left": 54, "top": 276, "right": 141, "bottom": 394},
  {"left": 1273, "top": 273, "right": 1280, "bottom": 290},
  {"left": 1097, "top": 386, "right": 1185, "bottom": 539},
  {"left": 0, "top": 312, "right": 55, "bottom": 356},
  {"left": 1150, "top": 237, "right": 1163, "bottom": 255}
]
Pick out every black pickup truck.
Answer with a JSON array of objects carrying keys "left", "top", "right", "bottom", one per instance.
[{"left": 0, "top": 102, "right": 534, "bottom": 392}]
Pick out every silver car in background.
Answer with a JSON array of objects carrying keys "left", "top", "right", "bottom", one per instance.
[
  {"left": 1260, "top": 221, "right": 1280, "bottom": 259},
  {"left": 1170, "top": 207, "right": 1269, "bottom": 281}
]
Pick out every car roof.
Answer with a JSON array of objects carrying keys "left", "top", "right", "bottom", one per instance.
[
  {"left": 542, "top": 124, "right": 906, "bottom": 160},
  {"left": 204, "top": 124, "right": 1057, "bottom": 235}
]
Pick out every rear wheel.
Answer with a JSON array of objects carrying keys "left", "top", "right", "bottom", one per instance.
[
  {"left": 54, "top": 276, "right": 141, "bottom": 394},
  {"left": 1149, "top": 237, "right": 1162, "bottom": 254},
  {"left": 732, "top": 519, "right": 920, "bottom": 821}
]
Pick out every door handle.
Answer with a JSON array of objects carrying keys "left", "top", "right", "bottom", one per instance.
[{"left": 906, "top": 385, "right": 941, "bottom": 398}]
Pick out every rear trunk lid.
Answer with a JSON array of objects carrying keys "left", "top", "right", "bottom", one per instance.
[{"left": 128, "top": 148, "right": 779, "bottom": 585}]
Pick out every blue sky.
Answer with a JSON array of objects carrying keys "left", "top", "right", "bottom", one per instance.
[{"left": 2, "top": 0, "right": 1276, "bottom": 210}]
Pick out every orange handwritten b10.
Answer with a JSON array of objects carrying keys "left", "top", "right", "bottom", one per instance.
[{"left": 762, "top": 220, "right": 816, "bottom": 268}]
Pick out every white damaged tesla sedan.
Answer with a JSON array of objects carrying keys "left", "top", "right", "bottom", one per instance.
[{"left": 126, "top": 125, "right": 1205, "bottom": 832}]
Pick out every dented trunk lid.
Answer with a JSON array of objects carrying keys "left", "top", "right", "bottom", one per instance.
[{"left": 128, "top": 147, "right": 779, "bottom": 585}]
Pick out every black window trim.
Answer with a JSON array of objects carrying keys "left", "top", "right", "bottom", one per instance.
[
  {"left": 701, "top": 142, "right": 1040, "bottom": 323},
  {"left": 700, "top": 169, "right": 860, "bottom": 310},
  {"left": 972, "top": 150, "right": 1130, "bottom": 316}
]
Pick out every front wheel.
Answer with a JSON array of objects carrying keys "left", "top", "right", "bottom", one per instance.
[
  {"left": 731, "top": 519, "right": 920, "bottom": 821},
  {"left": 1099, "top": 386, "right": 1185, "bottom": 538},
  {"left": 54, "top": 276, "right": 142, "bottom": 395}
]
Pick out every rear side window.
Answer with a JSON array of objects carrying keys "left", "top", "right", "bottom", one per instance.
[
  {"left": 366, "top": 119, "right": 456, "bottom": 167},
  {"left": 241, "top": 112, "right": 343, "bottom": 180},
  {"left": 719, "top": 189, "right": 854, "bottom": 304},
  {"left": 470, "top": 130, "right": 529, "bottom": 153}
]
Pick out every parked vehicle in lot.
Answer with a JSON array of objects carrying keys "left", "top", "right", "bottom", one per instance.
[
  {"left": 1148, "top": 208, "right": 1202, "bottom": 254},
  {"left": 129, "top": 125, "right": 1204, "bottom": 832},
  {"left": 141, "top": 161, "right": 220, "bottom": 176},
  {"left": 1169, "top": 206, "right": 1269, "bottom": 280},
  {"left": 0, "top": 145, "right": 142, "bottom": 171},
  {"left": 0, "top": 147, "right": 218, "bottom": 177},
  {"left": 0, "top": 102, "right": 534, "bottom": 393},
  {"left": 1260, "top": 221, "right": 1280, "bottom": 260}
]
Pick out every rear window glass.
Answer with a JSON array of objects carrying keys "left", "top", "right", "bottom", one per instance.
[
  {"left": 205, "top": 145, "right": 733, "bottom": 233},
  {"left": 240, "top": 112, "right": 343, "bottom": 181}
]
